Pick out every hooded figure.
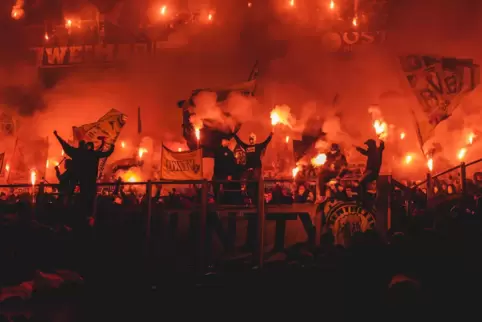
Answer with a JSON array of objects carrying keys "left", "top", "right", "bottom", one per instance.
[
  {"left": 355, "top": 139, "right": 385, "bottom": 203},
  {"left": 317, "top": 143, "right": 348, "bottom": 201}
]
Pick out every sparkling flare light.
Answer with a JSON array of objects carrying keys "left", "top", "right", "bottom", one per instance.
[
  {"left": 11, "top": 1, "right": 24, "bottom": 20},
  {"left": 121, "top": 141, "right": 126, "bottom": 148},
  {"left": 44, "top": 33, "right": 49, "bottom": 41},
  {"left": 468, "top": 133, "right": 475, "bottom": 145},
  {"left": 160, "top": 5, "right": 167, "bottom": 15},
  {"left": 30, "top": 170, "right": 37, "bottom": 186},
  {"left": 427, "top": 158, "right": 433, "bottom": 172},
  {"left": 329, "top": 0, "right": 335, "bottom": 10},
  {"left": 195, "top": 128, "right": 201, "bottom": 141},
  {"left": 46, "top": 160, "right": 49, "bottom": 169},
  {"left": 400, "top": 132, "right": 406, "bottom": 140},
  {"left": 178, "top": 148, "right": 182, "bottom": 152},
  {"left": 292, "top": 167, "right": 300, "bottom": 178},
  {"left": 208, "top": 13, "right": 213, "bottom": 21},
  {"left": 373, "top": 120, "right": 387, "bottom": 139},
  {"left": 457, "top": 148, "right": 467, "bottom": 161},
  {"left": 404, "top": 154, "right": 413, "bottom": 165},
  {"left": 66, "top": 19, "right": 72, "bottom": 28},
  {"left": 248, "top": 2, "right": 252, "bottom": 7},
  {"left": 285, "top": 136, "right": 289, "bottom": 144},
  {"left": 6, "top": 164, "right": 10, "bottom": 172},
  {"left": 311, "top": 153, "right": 327, "bottom": 167},
  {"left": 138, "top": 148, "right": 148, "bottom": 159},
  {"left": 289, "top": 0, "right": 295, "bottom": 7},
  {"left": 61, "top": 150, "right": 64, "bottom": 156}
]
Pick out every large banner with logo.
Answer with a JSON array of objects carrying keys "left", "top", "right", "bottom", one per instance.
[
  {"left": 73, "top": 109, "right": 128, "bottom": 178},
  {"left": 160, "top": 146, "right": 203, "bottom": 180},
  {"left": 400, "top": 55, "right": 480, "bottom": 148}
]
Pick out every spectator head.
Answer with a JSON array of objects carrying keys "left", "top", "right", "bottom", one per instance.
[
  {"left": 64, "top": 158, "right": 72, "bottom": 170},
  {"left": 330, "top": 143, "right": 340, "bottom": 154},
  {"left": 79, "top": 140, "right": 86, "bottom": 149},
  {"left": 249, "top": 132, "right": 256, "bottom": 144}
]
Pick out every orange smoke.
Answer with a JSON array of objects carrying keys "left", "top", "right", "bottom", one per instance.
[
  {"left": 373, "top": 120, "right": 388, "bottom": 139},
  {"left": 270, "top": 105, "right": 294, "bottom": 128},
  {"left": 11, "top": 1, "right": 24, "bottom": 20}
]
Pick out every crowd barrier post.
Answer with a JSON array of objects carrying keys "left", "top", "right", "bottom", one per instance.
[
  {"left": 146, "top": 180, "right": 153, "bottom": 240},
  {"left": 426, "top": 172, "right": 433, "bottom": 207},
  {"left": 198, "top": 180, "right": 208, "bottom": 273},
  {"left": 256, "top": 176, "right": 266, "bottom": 268},
  {"left": 460, "top": 162, "right": 467, "bottom": 195}
]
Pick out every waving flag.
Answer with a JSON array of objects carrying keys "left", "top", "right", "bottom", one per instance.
[
  {"left": 400, "top": 55, "right": 479, "bottom": 148},
  {"left": 160, "top": 145, "right": 203, "bottom": 180}
]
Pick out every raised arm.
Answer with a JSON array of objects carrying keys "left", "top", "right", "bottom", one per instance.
[
  {"left": 379, "top": 140, "right": 385, "bottom": 151},
  {"left": 259, "top": 132, "right": 274, "bottom": 149},
  {"left": 55, "top": 166, "right": 62, "bottom": 181},
  {"left": 96, "top": 138, "right": 106, "bottom": 151},
  {"left": 356, "top": 146, "right": 368, "bottom": 156},
  {"left": 94, "top": 144, "right": 115, "bottom": 158},
  {"left": 233, "top": 134, "right": 248, "bottom": 149},
  {"left": 54, "top": 131, "right": 77, "bottom": 157}
]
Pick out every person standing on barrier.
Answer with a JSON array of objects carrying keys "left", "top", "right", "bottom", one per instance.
[
  {"left": 233, "top": 130, "right": 273, "bottom": 203},
  {"left": 355, "top": 139, "right": 384, "bottom": 204},
  {"left": 317, "top": 143, "right": 348, "bottom": 202},
  {"left": 54, "top": 131, "right": 115, "bottom": 220},
  {"left": 213, "top": 138, "right": 237, "bottom": 203}
]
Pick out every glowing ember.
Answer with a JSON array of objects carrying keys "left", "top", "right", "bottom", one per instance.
[
  {"left": 292, "top": 167, "right": 300, "bottom": 178},
  {"left": 404, "top": 154, "right": 413, "bottom": 165},
  {"left": 352, "top": 16, "right": 358, "bottom": 27},
  {"left": 195, "top": 128, "right": 201, "bottom": 141},
  {"left": 121, "top": 141, "right": 126, "bottom": 149},
  {"left": 285, "top": 136, "right": 289, "bottom": 143},
  {"left": 457, "top": 148, "right": 467, "bottom": 161},
  {"left": 30, "top": 170, "right": 36, "bottom": 186},
  {"left": 128, "top": 176, "right": 136, "bottom": 183},
  {"left": 373, "top": 120, "right": 387, "bottom": 139},
  {"left": 138, "top": 148, "right": 148, "bottom": 159},
  {"left": 5, "top": 164, "right": 10, "bottom": 172},
  {"left": 468, "top": 133, "right": 475, "bottom": 145},
  {"left": 400, "top": 132, "right": 406, "bottom": 140},
  {"left": 329, "top": 0, "right": 335, "bottom": 10},
  {"left": 44, "top": 33, "right": 49, "bottom": 41},
  {"left": 160, "top": 5, "right": 167, "bottom": 15},
  {"left": 427, "top": 158, "right": 433, "bottom": 172},
  {"left": 311, "top": 153, "right": 327, "bottom": 167}
]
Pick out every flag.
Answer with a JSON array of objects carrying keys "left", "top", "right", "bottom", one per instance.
[
  {"left": 73, "top": 109, "right": 128, "bottom": 178},
  {"left": 9, "top": 137, "right": 48, "bottom": 183},
  {"left": 400, "top": 55, "right": 479, "bottom": 148},
  {"left": 160, "top": 145, "right": 202, "bottom": 180}
]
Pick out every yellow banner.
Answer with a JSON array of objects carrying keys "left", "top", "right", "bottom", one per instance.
[{"left": 160, "top": 146, "right": 203, "bottom": 180}]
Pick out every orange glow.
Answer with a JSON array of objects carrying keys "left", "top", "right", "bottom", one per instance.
[
  {"left": 285, "top": 136, "right": 289, "bottom": 143},
  {"left": 61, "top": 150, "right": 64, "bottom": 156},
  {"left": 55, "top": 161, "right": 59, "bottom": 166},
  {"left": 457, "top": 148, "right": 467, "bottom": 161},
  {"left": 11, "top": 1, "right": 24, "bottom": 20},
  {"left": 404, "top": 154, "right": 413, "bottom": 165},
  {"left": 248, "top": 2, "right": 252, "bottom": 7},
  {"left": 66, "top": 19, "right": 72, "bottom": 28},
  {"left": 44, "top": 33, "right": 49, "bottom": 41},
  {"left": 138, "top": 148, "right": 148, "bottom": 159},
  {"left": 178, "top": 148, "right": 182, "bottom": 152},
  {"left": 292, "top": 167, "right": 300, "bottom": 178},
  {"left": 208, "top": 13, "right": 213, "bottom": 21},
  {"left": 128, "top": 176, "right": 136, "bottom": 183},
  {"left": 373, "top": 120, "right": 387, "bottom": 139},
  {"left": 400, "top": 132, "right": 406, "bottom": 140},
  {"left": 30, "top": 170, "right": 37, "bottom": 186},
  {"left": 160, "top": 5, "right": 167, "bottom": 15},
  {"left": 289, "top": 0, "right": 295, "bottom": 7},
  {"left": 5, "top": 164, "right": 10, "bottom": 172},
  {"left": 270, "top": 105, "right": 293, "bottom": 128},
  {"left": 311, "top": 153, "right": 327, "bottom": 167},
  {"left": 427, "top": 158, "right": 433, "bottom": 172},
  {"left": 121, "top": 141, "right": 126, "bottom": 149},
  {"left": 352, "top": 16, "right": 358, "bottom": 27},
  {"left": 329, "top": 1, "right": 335, "bottom": 10},
  {"left": 195, "top": 128, "right": 200, "bottom": 141},
  {"left": 468, "top": 133, "right": 475, "bottom": 145},
  {"left": 46, "top": 159, "right": 49, "bottom": 169}
]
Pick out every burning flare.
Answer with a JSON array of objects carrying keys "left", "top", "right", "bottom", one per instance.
[
  {"left": 66, "top": 19, "right": 72, "bottom": 28},
  {"left": 467, "top": 133, "right": 475, "bottom": 145},
  {"left": 5, "top": 164, "right": 10, "bottom": 172},
  {"left": 138, "top": 148, "right": 148, "bottom": 159},
  {"left": 457, "top": 148, "right": 467, "bottom": 161},
  {"left": 352, "top": 16, "right": 358, "bottom": 27},
  {"left": 61, "top": 149, "right": 64, "bottom": 156},
  {"left": 329, "top": 1, "right": 335, "bottom": 10},
  {"left": 195, "top": 128, "right": 201, "bottom": 141},
  {"left": 285, "top": 136, "right": 289, "bottom": 144},
  {"left": 121, "top": 141, "right": 126, "bottom": 149},
  {"left": 400, "top": 132, "right": 406, "bottom": 140},
  {"left": 178, "top": 148, "right": 182, "bottom": 152},
  {"left": 11, "top": 1, "right": 24, "bottom": 20},
  {"left": 270, "top": 105, "right": 294, "bottom": 128},
  {"left": 292, "top": 167, "right": 300, "bottom": 178},
  {"left": 160, "top": 5, "right": 167, "bottom": 15},
  {"left": 373, "top": 120, "right": 388, "bottom": 139},
  {"left": 427, "top": 158, "right": 433, "bottom": 172},
  {"left": 30, "top": 170, "right": 37, "bottom": 186},
  {"left": 44, "top": 33, "right": 49, "bottom": 41},
  {"left": 311, "top": 153, "right": 327, "bottom": 167},
  {"left": 46, "top": 159, "right": 49, "bottom": 169},
  {"left": 208, "top": 13, "right": 213, "bottom": 21},
  {"left": 289, "top": 0, "right": 295, "bottom": 7},
  {"left": 404, "top": 154, "right": 413, "bottom": 165}
]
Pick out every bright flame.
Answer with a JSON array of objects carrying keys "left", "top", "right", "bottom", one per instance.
[
  {"left": 121, "top": 141, "right": 126, "bottom": 149},
  {"left": 30, "top": 170, "right": 37, "bottom": 186},
  {"left": 5, "top": 164, "right": 10, "bottom": 172},
  {"left": 311, "top": 153, "right": 327, "bottom": 167},
  {"left": 208, "top": 13, "right": 213, "bottom": 21},
  {"left": 289, "top": 0, "right": 295, "bottom": 7},
  {"left": 373, "top": 120, "right": 388, "bottom": 139},
  {"left": 292, "top": 167, "right": 300, "bottom": 178},
  {"left": 160, "top": 5, "right": 167, "bottom": 15},
  {"left": 178, "top": 148, "right": 182, "bottom": 152},
  {"left": 404, "top": 154, "right": 413, "bottom": 165},
  {"left": 55, "top": 161, "right": 59, "bottom": 166},
  {"left": 195, "top": 128, "right": 201, "bottom": 141},
  {"left": 427, "top": 158, "right": 433, "bottom": 172},
  {"left": 467, "top": 133, "right": 475, "bottom": 145},
  {"left": 285, "top": 136, "right": 289, "bottom": 143},
  {"left": 11, "top": 1, "right": 24, "bottom": 20},
  {"left": 66, "top": 19, "right": 72, "bottom": 28},
  {"left": 400, "top": 132, "right": 406, "bottom": 140},
  {"left": 352, "top": 16, "right": 358, "bottom": 27},
  {"left": 128, "top": 176, "right": 137, "bottom": 183},
  {"left": 457, "top": 148, "right": 467, "bottom": 161},
  {"left": 44, "top": 33, "right": 49, "bottom": 41},
  {"left": 329, "top": 0, "right": 335, "bottom": 10},
  {"left": 46, "top": 159, "right": 49, "bottom": 169},
  {"left": 138, "top": 148, "right": 148, "bottom": 159},
  {"left": 270, "top": 105, "right": 293, "bottom": 128},
  {"left": 61, "top": 150, "right": 64, "bottom": 156}
]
